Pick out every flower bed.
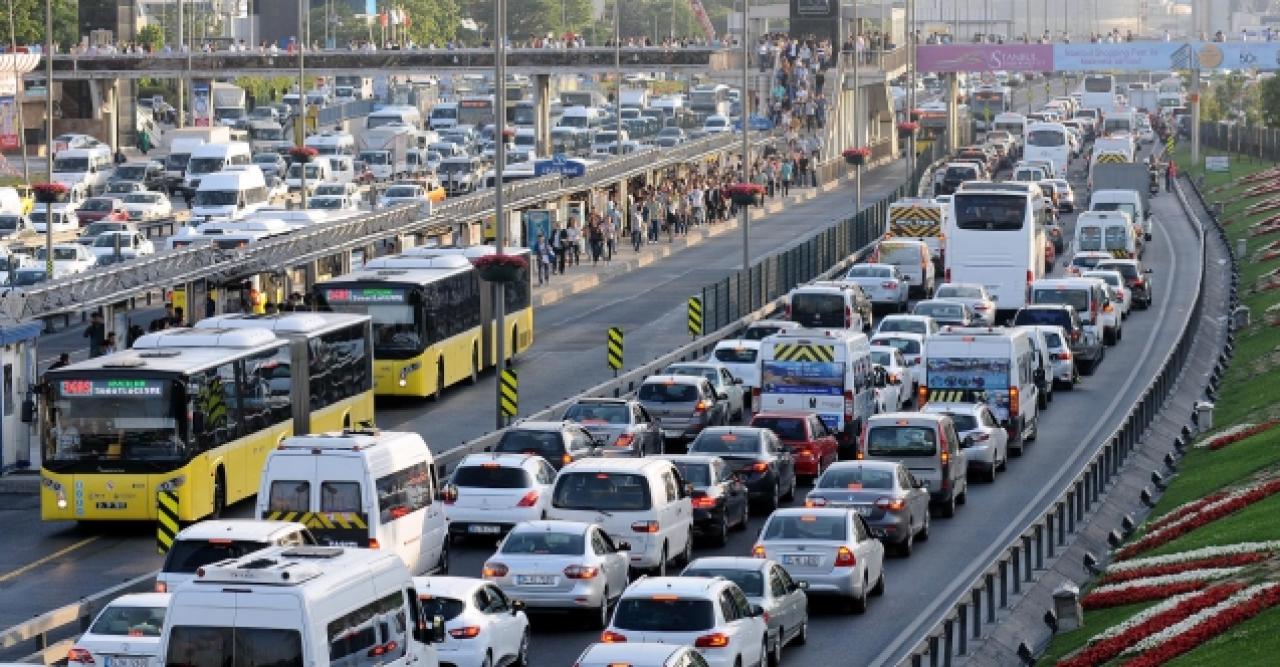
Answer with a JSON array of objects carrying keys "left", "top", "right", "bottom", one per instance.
[
  {"left": 1100, "top": 553, "right": 1269, "bottom": 584},
  {"left": 32, "top": 181, "right": 69, "bottom": 204},
  {"left": 1057, "top": 583, "right": 1247, "bottom": 667},
  {"left": 1145, "top": 492, "right": 1230, "bottom": 530},
  {"left": 1205, "top": 420, "right": 1280, "bottom": 451},
  {"left": 289, "top": 146, "right": 318, "bottom": 163},
  {"left": 472, "top": 253, "right": 529, "bottom": 282},
  {"left": 1106, "top": 541, "right": 1280, "bottom": 575},
  {"left": 1120, "top": 583, "right": 1280, "bottom": 666},
  {"left": 1115, "top": 479, "right": 1280, "bottom": 561},
  {"left": 1082, "top": 569, "right": 1243, "bottom": 610}
]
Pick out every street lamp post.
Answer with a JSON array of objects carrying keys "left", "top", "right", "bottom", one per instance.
[
  {"left": 741, "top": 0, "right": 750, "bottom": 270},
  {"left": 43, "top": 0, "right": 52, "bottom": 279},
  {"left": 7, "top": 0, "right": 27, "bottom": 183},
  {"left": 494, "top": 0, "right": 508, "bottom": 429},
  {"left": 298, "top": 0, "right": 308, "bottom": 209},
  {"left": 615, "top": 0, "right": 622, "bottom": 158}
]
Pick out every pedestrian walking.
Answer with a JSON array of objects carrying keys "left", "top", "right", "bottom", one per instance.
[
  {"left": 1166, "top": 160, "right": 1177, "bottom": 191},
  {"left": 532, "top": 232, "right": 554, "bottom": 284},
  {"left": 588, "top": 220, "right": 605, "bottom": 265},
  {"left": 566, "top": 220, "right": 582, "bottom": 266},
  {"left": 84, "top": 312, "right": 106, "bottom": 357},
  {"left": 553, "top": 224, "right": 569, "bottom": 274},
  {"left": 780, "top": 159, "right": 793, "bottom": 196}
]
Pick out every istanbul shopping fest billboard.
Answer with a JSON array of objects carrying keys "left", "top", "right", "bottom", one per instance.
[{"left": 916, "top": 42, "right": 1280, "bottom": 73}]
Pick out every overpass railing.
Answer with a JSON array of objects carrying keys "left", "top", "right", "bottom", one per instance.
[{"left": 840, "top": 46, "right": 910, "bottom": 76}]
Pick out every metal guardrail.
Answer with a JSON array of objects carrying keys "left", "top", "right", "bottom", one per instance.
[
  {"left": 1198, "top": 121, "right": 1280, "bottom": 162},
  {"left": 895, "top": 169, "right": 1210, "bottom": 666},
  {"left": 317, "top": 99, "right": 375, "bottom": 127},
  {"left": 0, "top": 571, "right": 155, "bottom": 665}
]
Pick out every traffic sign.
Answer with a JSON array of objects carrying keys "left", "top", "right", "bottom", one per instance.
[
  {"left": 157, "top": 491, "right": 179, "bottom": 554},
  {"left": 499, "top": 370, "right": 518, "bottom": 418},
  {"left": 607, "top": 327, "right": 624, "bottom": 371},
  {"left": 534, "top": 153, "right": 587, "bottom": 177},
  {"left": 687, "top": 297, "right": 703, "bottom": 337}
]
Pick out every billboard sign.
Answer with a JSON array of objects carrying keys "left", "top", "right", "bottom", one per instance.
[
  {"left": 916, "top": 44, "right": 1054, "bottom": 72},
  {"left": 917, "top": 42, "right": 1280, "bottom": 72}
]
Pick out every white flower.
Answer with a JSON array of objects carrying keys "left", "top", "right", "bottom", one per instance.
[
  {"left": 1195, "top": 423, "right": 1255, "bottom": 448},
  {"left": 1106, "top": 541, "right": 1280, "bottom": 574},
  {"left": 1128, "top": 487, "right": 1259, "bottom": 552},
  {"left": 1123, "top": 583, "right": 1280, "bottom": 656},
  {"left": 1088, "top": 590, "right": 1202, "bottom": 644},
  {"left": 1089, "top": 567, "right": 1243, "bottom": 596}
]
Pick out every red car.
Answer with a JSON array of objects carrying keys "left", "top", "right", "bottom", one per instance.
[{"left": 749, "top": 411, "right": 840, "bottom": 480}]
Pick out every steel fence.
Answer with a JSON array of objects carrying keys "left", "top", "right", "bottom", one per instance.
[{"left": 1197, "top": 122, "right": 1280, "bottom": 162}]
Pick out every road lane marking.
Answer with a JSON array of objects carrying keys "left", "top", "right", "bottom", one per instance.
[{"left": 0, "top": 536, "right": 101, "bottom": 584}]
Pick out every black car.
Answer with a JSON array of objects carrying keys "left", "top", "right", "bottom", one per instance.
[
  {"left": 1096, "top": 260, "right": 1154, "bottom": 309},
  {"left": 491, "top": 421, "right": 602, "bottom": 469},
  {"left": 657, "top": 454, "right": 750, "bottom": 546},
  {"left": 109, "top": 161, "right": 166, "bottom": 191},
  {"left": 688, "top": 427, "right": 796, "bottom": 511},
  {"left": 1012, "top": 304, "right": 1104, "bottom": 373}
]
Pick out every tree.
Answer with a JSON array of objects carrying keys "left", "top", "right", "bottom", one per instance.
[
  {"left": 0, "top": 0, "right": 76, "bottom": 48},
  {"left": 381, "top": 0, "right": 462, "bottom": 47},
  {"left": 463, "top": 0, "right": 593, "bottom": 41},
  {"left": 137, "top": 24, "right": 164, "bottom": 52},
  {"left": 1260, "top": 75, "right": 1280, "bottom": 129}
]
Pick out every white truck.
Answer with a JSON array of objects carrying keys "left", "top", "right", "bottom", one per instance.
[
  {"left": 211, "top": 82, "right": 247, "bottom": 126},
  {"left": 619, "top": 86, "right": 650, "bottom": 110},
  {"left": 357, "top": 125, "right": 416, "bottom": 181}
]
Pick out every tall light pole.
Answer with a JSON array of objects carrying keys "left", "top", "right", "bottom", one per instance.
[
  {"left": 741, "top": 0, "right": 749, "bottom": 270},
  {"left": 493, "top": 0, "right": 508, "bottom": 429},
  {"left": 614, "top": 0, "right": 622, "bottom": 158},
  {"left": 177, "top": 0, "right": 185, "bottom": 127},
  {"left": 43, "top": 0, "right": 52, "bottom": 279},
  {"left": 8, "top": 0, "right": 27, "bottom": 183},
  {"left": 298, "top": 0, "right": 308, "bottom": 209}
]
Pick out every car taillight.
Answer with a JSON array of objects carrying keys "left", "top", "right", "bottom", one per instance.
[
  {"left": 917, "top": 385, "right": 928, "bottom": 407},
  {"left": 1071, "top": 329, "right": 1081, "bottom": 343},
  {"left": 1027, "top": 270, "right": 1034, "bottom": 285},
  {"left": 844, "top": 390, "right": 854, "bottom": 420},
  {"left": 1010, "top": 386, "right": 1020, "bottom": 417},
  {"left": 695, "top": 633, "right": 731, "bottom": 648},
  {"left": 784, "top": 303, "right": 791, "bottom": 319},
  {"left": 368, "top": 538, "right": 380, "bottom": 549},
  {"left": 601, "top": 630, "right": 628, "bottom": 643},
  {"left": 882, "top": 281, "right": 898, "bottom": 289},
  {"left": 874, "top": 497, "right": 905, "bottom": 511},
  {"left": 614, "top": 434, "right": 635, "bottom": 448},
  {"left": 945, "top": 267, "right": 951, "bottom": 281},
  {"left": 940, "top": 449, "right": 950, "bottom": 465},
  {"left": 834, "top": 546, "right": 857, "bottom": 567},
  {"left": 1132, "top": 278, "right": 1144, "bottom": 287},
  {"left": 973, "top": 303, "right": 989, "bottom": 311},
  {"left": 1055, "top": 351, "right": 1073, "bottom": 360},
  {"left": 562, "top": 453, "right": 573, "bottom": 465},
  {"left": 746, "top": 462, "right": 769, "bottom": 473},
  {"left": 448, "top": 626, "right": 481, "bottom": 639},
  {"left": 154, "top": 581, "right": 167, "bottom": 592},
  {"left": 845, "top": 305, "right": 854, "bottom": 329},
  {"left": 482, "top": 562, "right": 508, "bottom": 577},
  {"left": 751, "top": 387, "right": 761, "bottom": 413},
  {"left": 564, "top": 565, "right": 600, "bottom": 579},
  {"left": 691, "top": 494, "right": 716, "bottom": 509},
  {"left": 516, "top": 490, "right": 539, "bottom": 507},
  {"left": 970, "top": 432, "right": 991, "bottom": 442},
  {"left": 752, "top": 545, "right": 766, "bottom": 558},
  {"left": 694, "top": 400, "right": 709, "bottom": 412},
  {"left": 806, "top": 496, "right": 828, "bottom": 507},
  {"left": 632, "top": 520, "right": 659, "bottom": 533},
  {"left": 67, "top": 649, "right": 94, "bottom": 664}
]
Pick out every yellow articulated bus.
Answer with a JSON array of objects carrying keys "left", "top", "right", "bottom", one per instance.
[
  {"left": 40, "top": 315, "right": 374, "bottom": 522},
  {"left": 314, "top": 246, "right": 534, "bottom": 398}
]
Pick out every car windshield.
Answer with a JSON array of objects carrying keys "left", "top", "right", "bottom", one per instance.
[
  {"left": 563, "top": 402, "right": 629, "bottom": 425},
  {"left": 936, "top": 286, "right": 982, "bottom": 299},
  {"left": 867, "top": 426, "right": 937, "bottom": 456},
  {"left": 744, "top": 325, "right": 786, "bottom": 340},
  {"left": 870, "top": 350, "right": 892, "bottom": 365},
  {"left": 877, "top": 319, "right": 925, "bottom": 335},
  {"left": 953, "top": 193, "right": 1026, "bottom": 231},
  {"left": 714, "top": 346, "right": 758, "bottom": 363},
  {"left": 669, "top": 461, "right": 710, "bottom": 486},
  {"left": 500, "top": 530, "right": 585, "bottom": 555},
  {"left": 194, "top": 190, "right": 238, "bottom": 206},
  {"left": 667, "top": 366, "right": 719, "bottom": 385},
  {"left": 165, "top": 626, "right": 303, "bottom": 667},
  {"left": 690, "top": 432, "right": 760, "bottom": 455},
  {"left": 89, "top": 604, "right": 167, "bottom": 637},
  {"left": 384, "top": 187, "right": 419, "bottom": 198},
  {"left": 789, "top": 293, "right": 845, "bottom": 328},
  {"left": 873, "top": 337, "right": 921, "bottom": 355},
  {"left": 37, "top": 247, "right": 80, "bottom": 260},
  {"left": 1014, "top": 309, "right": 1071, "bottom": 326},
  {"left": 1092, "top": 202, "right": 1137, "bottom": 220},
  {"left": 309, "top": 198, "right": 344, "bottom": 209},
  {"left": 1033, "top": 288, "right": 1089, "bottom": 312},
  {"left": 53, "top": 157, "right": 89, "bottom": 171},
  {"left": 612, "top": 598, "right": 715, "bottom": 632},
  {"left": 162, "top": 539, "right": 272, "bottom": 574},
  {"left": 818, "top": 465, "right": 895, "bottom": 490},
  {"left": 452, "top": 465, "right": 529, "bottom": 489},
  {"left": 187, "top": 157, "right": 226, "bottom": 174},
  {"left": 846, "top": 266, "right": 892, "bottom": 278},
  {"left": 114, "top": 165, "right": 147, "bottom": 180},
  {"left": 254, "top": 155, "right": 280, "bottom": 165},
  {"left": 494, "top": 431, "right": 563, "bottom": 458},
  {"left": 762, "top": 514, "right": 847, "bottom": 540},
  {"left": 81, "top": 199, "right": 112, "bottom": 211},
  {"left": 552, "top": 472, "right": 651, "bottom": 511},
  {"left": 0, "top": 215, "right": 22, "bottom": 231},
  {"left": 638, "top": 382, "right": 699, "bottom": 403},
  {"left": 946, "top": 413, "right": 979, "bottom": 431},
  {"left": 1077, "top": 226, "right": 1103, "bottom": 251},
  {"left": 914, "top": 302, "right": 963, "bottom": 320},
  {"left": 418, "top": 597, "right": 467, "bottom": 622},
  {"left": 1042, "top": 331, "right": 1065, "bottom": 347},
  {"left": 750, "top": 416, "right": 806, "bottom": 441},
  {"left": 1097, "top": 262, "right": 1139, "bottom": 279},
  {"left": 124, "top": 193, "right": 159, "bottom": 204},
  {"left": 93, "top": 234, "right": 131, "bottom": 248},
  {"left": 683, "top": 569, "right": 764, "bottom": 596},
  {"left": 439, "top": 161, "right": 472, "bottom": 175}
]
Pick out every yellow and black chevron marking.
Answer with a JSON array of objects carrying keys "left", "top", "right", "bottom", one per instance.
[
  {"left": 891, "top": 221, "right": 943, "bottom": 237},
  {"left": 1111, "top": 249, "right": 1132, "bottom": 258},
  {"left": 1095, "top": 152, "right": 1129, "bottom": 164},
  {"left": 262, "top": 511, "right": 370, "bottom": 530},
  {"left": 928, "top": 389, "right": 986, "bottom": 404},
  {"left": 607, "top": 327, "right": 624, "bottom": 370},
  {"left": 687, "top": 297, "right": 703, "bottom": 337},
  {"left": 500, "top": 369, "right": 518, "bottom": 417},
  {"left": 1165, "top": 136, "right": 1175, "bottom": 154},
  {"left": 889, "top": 205, "right": 943, "bottom": 223},
  {"left": 157, "top": 491, "right": 179, "bottom": 554},
  {"left": 772, "top": 343, "right": 836, "bottom": 363}
]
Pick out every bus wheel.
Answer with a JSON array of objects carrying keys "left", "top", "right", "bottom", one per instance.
[
  {"left": 431, "top": 363, "right": 445, "bottom": 402},
  {"left": 212, "top": 468, "right": 226, "bottom": 519},
  {"left": 469, "top": 346, "right": 479, "bottom": 385}
]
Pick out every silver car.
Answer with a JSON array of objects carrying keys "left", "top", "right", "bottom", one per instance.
[
  {"left": 933, "top": 283, "right": 997, "bottom": 326},
  {"left": 804, "top": 461, "right": 931, "bottom": 557},
  {"left": 922, "top": 402, "right": 1010, "bottom": 480},
  {"left": 753, "top": 507, "right": 886, "bottom": 614},
  {"left": 662, "top": 362, "right": 747, "bottom": 421},
  {"left": 842, "top": 264, "right": 910, "bottom": 312},
  {"left": 1024, "top": 324, "right": 1076, "bottom": 389},
  {"left": 562, "top": 397, "right": 662, "bottom": 457},
  {"left": 482, "top": 520, "right": 631, "bottom": 629},
  {"left": 637, "top": 375, "right": 731, "bottom": 443},
  {"left": 682, "top": 557, "right": 809, "bottom": 666}
]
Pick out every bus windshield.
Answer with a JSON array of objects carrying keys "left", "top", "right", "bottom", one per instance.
[
  {"left": 44, "top": 377, "right": 184, "bottom": 467},
  {"left": 319, "top": 285, "right": 422, "bottom": 358},
  {"left": 953, "top": 194, "right": 1026, "bottom": 231},
  {"left": 1026, "top": 130, "right": 1065, "bottom": 147}
]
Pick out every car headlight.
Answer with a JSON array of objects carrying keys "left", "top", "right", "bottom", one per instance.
[{"left": 399, "top": 361, "right": 422, "bottom": 387}]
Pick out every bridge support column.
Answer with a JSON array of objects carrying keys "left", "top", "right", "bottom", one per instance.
[
  {"left": 534, "top": 73, "right": 552, "bottom": 156},
  {"left": 946, "top": 73, "right": 960, "bottom": 152}
]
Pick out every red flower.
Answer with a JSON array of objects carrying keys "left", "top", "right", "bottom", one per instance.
[
  {"left": 1148, "top": 492, "right": 1230, "bottom": 533},
  {"left": 1100, "top": 553, "right": 1270, "bottom": 585},
  {"left": 1120, "top": 584, "right": 1280, "bottom": 667},
  {"left": 722, "top": 182, "right": 765, "bottom": 197},
  {"left": 1115, "top": 479, "right": 1280, "bottom": 560},
  {"left": 1056, "top": 583, "right": 1246, "bottom": 667},
  {"left": 1081, "top": 581, "right": 1208, "bottom": 610},
  {"left": 1206, "top": 420, "right": 1280, "bottom": 451},
  {"left": 897, "top": 121, "right": 920, "bottom": 133},
  {"left": 288, "top": 146, "right": 319, "bottom": 161},
  {"left": 31, "top": 182, "right": 68, "bottom": 195},
  {"left": 842, "top": 147, "right": 871, "bottom": 159},
  {"left": 471, "top": 253, "right": 528, "bottom": 270}
]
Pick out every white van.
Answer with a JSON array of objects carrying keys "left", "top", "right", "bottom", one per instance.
[
  {"left": 52, "top": 146, "right": 113, "bottom": 196},
  {"left": 192, "top": 168, "right": 269, "bottom": 220},
  {"left": 785, "top": 283, "right": 869, "bottom": 331},
  {"left": 285, "top": 157, "right": 334, "bottom": 195},
  {"left": 757, "top": 328, "right": 876, "bottom": 457},
  {"left": 1074, "top": 210, "right": 1138, "bottom": 259},
  {"left": 184, "top": 141, "right": 253, "bottom": 192},
  {"left": 158, "top": 546, "right": 445, "bottom": 667},
  {"left": 874, "top": 238, "right": 936, "bottom": 298},
  {"left": 305, "top": 131, "right": 357, "bottom": 157},
  {"left": 920, "top": 326, "right": 1041, "bottom": 452},
  {"left": 327, "top": 155, "right": 356, "bottom": 185},
  {"left": 257, "top": 429, "right": 449, "bottom": 575},
  {"left": 154, "top": 519, "right": 315, "bottom": 592},
  {"left": 548, "top": 457, "right": 694, "bottom": 575},
  {"left": 371, "top": 105, "right": 425, "bottom": 130},
  {"left": 428, "top": 102, "right": 459, "bottom": 130}
]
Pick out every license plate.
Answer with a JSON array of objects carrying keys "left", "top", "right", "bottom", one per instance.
[
  {"left": 516, "top": 575, "right": 556, "bottom": 585},
  {"left": 854, "top": 506, "right": 874, "bottom": 516},
  {"left": 106, "top": 658, "right": 148, "bottom": 667},
  {"left": 782, "top": 554, "right": 821, "bottom": 567},
  {"left": 663, "top": 429, "right": 683, "bottom": 438},
  {"left": 468, "top": 524, "right": 501, "bottom": 534}
]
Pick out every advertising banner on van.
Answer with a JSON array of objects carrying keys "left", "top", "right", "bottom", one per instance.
[
  {"left": 916, "top": 44, "right": 1053, "bottom": 72},
  {"left": 925, "top": 357, "right": 1011, "bottom": 390},
  {"left": 762, "top": 361, "right": 843, "bottom": 396}
]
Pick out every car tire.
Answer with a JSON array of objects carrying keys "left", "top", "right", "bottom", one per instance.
[
  {"left": 654, "top": 545, "right": 668, "bottom": 576},
  {"left": 1117, "top": 326, "right": 1123, "bottom": 342},
  {"left": 1038, "top": 390, "right": 1048, "bottom": 410},
  {"left": 481, "top": 652, "right": 492, "bottom": 667},
  {"left": 917, "top": 512, "right": 931, "bottom": 541},
  {"left": 985, "top": 462, "right": 998, "bottom": 483},
  {"left": 592, "top": 588, "right": 611, "bottom": 630},
  {"left": 896, "top": 525, "right": 914, "bottom": 557},
  {"left": 871, "top": 570, "right": 886, "bottom": 596},
  {"left": 763, "top": 483, "right": 779, "bottom": 511},
  {"left": 678, "top": 531, "right": 694, "bottom": 566},
  {"left": 782, "top": 474, "right": 796, "bottom": 502},
  {"left": 437, "top": 540, "right": 450, "bottom": 575},
  {"left": 1104, "top": 329, "right": 1117, "bottom": 346},
  {"left": 735, "top": 501, "right": 751, "bottom": 530},
  {"left": 850, "top": 577, "right": 869, "bottom": 614},
  {"left": 517, "top": 629, "right": 531, "bottom": 667},
  {"left": 211, "top": 468, "right": 226, "bottom": 519},
  {"left": 713, "top": 512, "right": 730, "bottom": 547},
  {"left": 768, "top": 634, "right": 782, "bottom": 667},
  {"left": 937, "top": 494, "right": 956, "bottom": 518},
  {"left": 1081, "top": 359, "right": 1097, "bottom": 376}
]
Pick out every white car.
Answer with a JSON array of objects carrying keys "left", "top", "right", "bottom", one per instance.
[
  {"left": 703, "top": 114, "right": 733, "bottom": 134},
  {"left": 412, "top": 576, "right": 530, "bottom": 667},
  {"left": 752, "top": 507, "right": 885, "bottom": 614},
  {"left": 90, "top": 231, "right": 155, "bottom": 263},
  {"left": 842, "top": 264, "right": 910, "bottom": 312},
  {"left": 378, "top": 183, "right": 429, "bottom": 207},
  {"left": 29, "top": 207, "right": 79, "bottom": 233},
  {"left": 874, "top": 314, "right": 940, "bottom": 338},
  {"left": 574, "top": 643, "right": 714, "bottom": 667},
  {"left": 603, "top": 576, "right": 768, "bottom": 667},
  {"left": 1083, "top": 269, "right": 1133, "bottom": 317},
  {"left": 922, "top": 402, "right": 1009, "bottom": 482},
  {"left": 265, "top": 175, "right": 290, "bottom": 202},
  {"left": 870, "top": 345, "right": 914, "bottom": 408},
  {"left": 68, "top": 592, "right": 170, "bottom": 667},
  {"left": 35, "top": 243, "right": 96, "bottom": 276},
  {"left": 664, "top": 361, "right": 747, "bottom": 421},
  {"left": 313, "top": 181, "right": 359, "bottom": 197},
  {"left": 741, "top": 319, "right": 801, "bottom": 341},
  {"left": 444, "top": 453, "right": 557, "bottom": 540},
  {"left": 933, "top": 283, "right": 997, "bottom": 326},
  {"left": 1022, "top": 324, "right": 1076, "bottom": 390},
  {"left": 306, "top": 194, "right": 360, "bottom": 211},
  {"left": 681, "top": 557, "right": 809, "bottom": 667},
  {"left": 121, "top": 191, "right": 172, "bottom": 221},
  {"left": 708, "top": 340, "right": 762, "bottom": 403},
  {"left": 482, "top": 520, "right": 631, "bottom": 628}
]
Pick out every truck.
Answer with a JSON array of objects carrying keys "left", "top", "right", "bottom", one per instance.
[
  {"left": 211, "top": 82, "right": 247, "bottom": 126},
  {"left": 248, "top": 120, "right": 290, "bottom": 154},
  {"left": 1088, "top": 162, "right": 1151, "bottom": 238},
  {"left": 1128, "top": 87, "right": 1160, "bottom": 113},
  {"left": 619, "top": 87, "right": 650, "bottom": 110},
  {"left": 357, "top": 125, "right": 416, "bottom": 181},
  {"left": 887, "top": 199, "right": 949, "bottom": 269},
  {"left": 163, "top": 127, "right": 232, "bottom": 193}
]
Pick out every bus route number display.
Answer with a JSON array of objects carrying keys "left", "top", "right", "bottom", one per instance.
[
  {"left": 324, "top": 288, "right": 406, "bottom": 304},
  {"left": 60, "top": 379, "right": 165, "bottom": 397}
]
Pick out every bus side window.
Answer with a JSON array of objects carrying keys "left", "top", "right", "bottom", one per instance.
[{"left": 189, "top": 362, "right": 242, "bottom": 449}]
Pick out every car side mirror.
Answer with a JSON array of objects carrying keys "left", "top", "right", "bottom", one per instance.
[
  {"left": 430, "top": 614, "right": 446, "bottom": 643},
  {"left": 795, "top": 580, "right": 810, "bottom": 591},
  {"left": 683, "top": 483, "right": 695, "bottom": 498},
  {"left": 511, "top": 600, "right": 526, "bottom": 615},
  {"left": 751, "top": 604, "right": 766, "bottom": 618},
  {"left": 438, "top": 484, "right": 458, "bottom": 503},
  {"left": 733, "top": 377, "right": 743, "bottom": 385},
  {"left": 962, "top": 436, "right": 975, "bottom": 448},
  {"left": 616, "top": 540, "right": 631, "bottom": 552},
  {"left": 716, "top": 391, "right": 728, "bottom": 401},
  {"left": 1145, "top": 232, "right": 1152, "bottom": 241},
  {"left": 913, "top": 478, "right": 925, "bottom": 489}
]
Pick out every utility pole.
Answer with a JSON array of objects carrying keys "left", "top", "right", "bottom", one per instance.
[
  {"left": 298, "top": 0, "right": 308, "bottom": 209},
  {"left": 8, "top": 0, "right": 28, "bottom": 183},
  {"left": 741, "top": 0, "right": 750, "bottom": 270},
  {"left": 43, "top": 0, "right": 52, "bottom": 278},
  {"left": 615, "top": 0, "right": 621, "bottom": 157},
  {"left": 494, "top": 0, "right": 508, "bottom": 429},
  {"left": 177, "top": 0, "right": 185, "bottom": 127}
]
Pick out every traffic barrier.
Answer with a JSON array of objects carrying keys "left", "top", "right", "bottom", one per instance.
[
  {"left": 607, "top": 327, "right": 623, "bottom": 373},
  {"left": 156, "top": 490, "right": 179, "bottom": 555},
  {"left": 687, "top": 297, "right": 703, "bottom": 337},
  {"left": 499, "top": 370, "right": 518, "bottom": 418}
]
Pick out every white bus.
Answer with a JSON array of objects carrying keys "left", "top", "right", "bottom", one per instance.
[
  {"left": 1023, "top": 122, "right": 1071, "bottom": 177},
  {"left": 945, "top": 185, "right": 1049, "bottom": 315},
  {"left": 1081, "top": 74, "right": 1117, "bottom": 114}
]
